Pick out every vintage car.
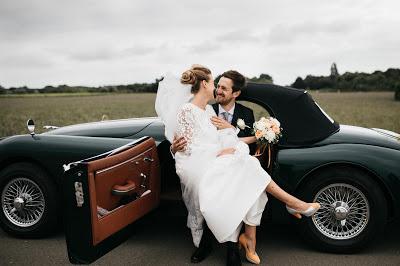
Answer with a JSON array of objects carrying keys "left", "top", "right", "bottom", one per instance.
[{"left": 0, "top": 83, "right": 399, "bottom": 263}]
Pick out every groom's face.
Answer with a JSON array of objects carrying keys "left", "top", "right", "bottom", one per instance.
[{"left": 216, "top": 77, "right": 240, "bottom": 105}]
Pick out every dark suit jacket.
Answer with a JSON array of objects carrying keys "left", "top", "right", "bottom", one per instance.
[{"left": 212, "top": 102, "right": 256, "bottom": 154}]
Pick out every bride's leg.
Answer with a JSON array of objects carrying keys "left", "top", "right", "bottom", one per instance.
[
  {"left": 265, "top": 180, "right": 309, "bottom": 210},
  {"left": 243, "top": 224, "right": 256, "bottom": 253},
  {"left": 239, "top": 224, "right": 261, "bottom": 264}
]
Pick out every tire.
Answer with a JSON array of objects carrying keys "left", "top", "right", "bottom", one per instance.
[
  {"left": 296, "top": 166, "right": 387, "bottom": 253},
  {"left": 0, "top": 162, "right": 58, "bottom": 238}
]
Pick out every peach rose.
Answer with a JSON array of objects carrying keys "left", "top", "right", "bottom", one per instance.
[
  {"left": 272, "top": 125, "right": 280, "bottom": 134},
  {"left": 255, "top": 130, "right": 263, "bottom": 139}
]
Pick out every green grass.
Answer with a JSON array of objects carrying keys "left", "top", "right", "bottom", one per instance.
[
  {"left": 0, "top": 92, "right": 111, "bottom": 98},
  {"left": 0, "top": 93, "right": 158, "bottom": 137},
  {"left": 0, "top": 92, "right": 399, "bottom": 137}
]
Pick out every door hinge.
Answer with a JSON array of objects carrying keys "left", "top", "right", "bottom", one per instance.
[{"left": 74, "top": 182, "right": 84, "bottom": 207}]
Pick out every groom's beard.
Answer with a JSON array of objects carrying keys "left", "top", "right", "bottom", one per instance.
[{"left": 215, "top": 94, "right": 233, "bottom": 105}]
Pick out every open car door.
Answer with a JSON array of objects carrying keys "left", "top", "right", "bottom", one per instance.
[{"left": 62, "top": 137, "right": 160, "bottom": 264}]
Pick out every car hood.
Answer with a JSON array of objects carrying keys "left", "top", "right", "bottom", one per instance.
[
  {"left": 42, "top": 117, "right": 158, "bottom": 138},
  {"left": 314, "top": 125, "right": 400, "bottom": 150}
]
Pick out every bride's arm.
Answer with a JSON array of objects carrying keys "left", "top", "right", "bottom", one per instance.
[
  {"left": 239, "top": 136, "right": 256, "bottom": 144},
  {"left": 176, "top": 105, "right": 196, "bottom": 155}
]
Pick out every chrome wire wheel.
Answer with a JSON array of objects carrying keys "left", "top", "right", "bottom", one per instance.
[
  {"left": 312, "top": 183, "right": 370, "bottom": 240},
  {"left": 1, "top": 177, "right": 45, "bottom": 227}
]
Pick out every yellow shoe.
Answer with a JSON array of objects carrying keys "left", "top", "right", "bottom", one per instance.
[{"left": 238, "top": 234, "right": 260, "bottom": 265}]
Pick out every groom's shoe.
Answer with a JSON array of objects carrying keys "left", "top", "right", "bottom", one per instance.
[
  {"left": 226, "top": 241, "right": 242, "bottom": 266},
  {"left": 190, "top": 227, "right": 212, "bottom": 263}
]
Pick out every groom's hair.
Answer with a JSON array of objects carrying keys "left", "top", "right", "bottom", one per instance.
[{"left": 221, "top": 70, "right": 246, "bottom": 92}]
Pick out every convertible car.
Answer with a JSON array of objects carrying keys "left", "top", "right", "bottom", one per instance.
[{"left": 0, "top": 83, "right": 399, "bottom": 262}]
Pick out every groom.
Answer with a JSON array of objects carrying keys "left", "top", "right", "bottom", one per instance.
[{"left": 171, "top": 70, "right": 255, "bottom": 265}]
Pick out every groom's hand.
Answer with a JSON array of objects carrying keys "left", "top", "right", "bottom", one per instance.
[
  {"left": 171, "top": 135, "right": 187, "bottom": 154},
  {"left": 211, "top": 116, "right": 235, "bottom": 130}
]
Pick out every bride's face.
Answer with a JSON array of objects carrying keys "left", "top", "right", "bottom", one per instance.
[{"left": 201, "top": 74, "right": 215, "bottom": 100}]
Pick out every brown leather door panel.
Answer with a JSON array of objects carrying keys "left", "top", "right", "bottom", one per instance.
[
  {"left": 63, "top": 137, "right": 161, "bottom": 264},
  {"left": 85, "top": 138, "right": 160, "bottom": 245},
  {"left": 94, "top": 148, "right": 153, "bottom": 211}
]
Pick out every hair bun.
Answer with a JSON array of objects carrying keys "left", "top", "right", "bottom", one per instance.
[{"left": 181, "top": 70, "right": 196, "bottom": 85}]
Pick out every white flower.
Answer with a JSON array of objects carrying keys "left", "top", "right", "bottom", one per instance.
[
  {"left": 237, "top": 118, "right": 246, "bottom": 130},
  {"left": 255, "top": 121, "right": 266, "bottom": 131},
  {"left": 270, "top": 117, "right": 281, "bottom": 128},
  {"left": 265, "top": 130, "right": 276, "bottom": 143}
]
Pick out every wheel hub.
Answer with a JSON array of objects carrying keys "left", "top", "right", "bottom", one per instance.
[
  {"left": 13, "top": 197, "right": 25, "bottom": 211},
  {"left": 333, "top": 201, "right": 349, "bottom": 220}
]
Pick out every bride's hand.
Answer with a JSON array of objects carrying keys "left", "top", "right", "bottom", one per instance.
[
  {"left": 217, "top": 147, "right": 236, "bottom": 157},
  {"left": 211, "top": 116, "right": 235, "bottom": 130}
]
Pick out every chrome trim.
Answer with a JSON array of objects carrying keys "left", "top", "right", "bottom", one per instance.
[
  {"left": 43, "top": 125, "right": 59, "bottom": 130},
  {"left": 74, "top": 182, "right": 84, "bottom": 207},
  {"left": 95, "top": 148, "right": 152, "bottom": 174}
]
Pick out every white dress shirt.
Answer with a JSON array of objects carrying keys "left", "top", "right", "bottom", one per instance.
[
  {"left": 218, "top": 103, "right": 241, "bottom": 135},
  {"left": 218, "top": 103, "right": 235, "bottom": 123}
]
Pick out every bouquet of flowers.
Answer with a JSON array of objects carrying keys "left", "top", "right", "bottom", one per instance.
[
  {"left": 251, "top": 117, "right": 282, "bottom": 169},
  {"left": 252, "top": 117, "right": 283, "bottom": 145}
]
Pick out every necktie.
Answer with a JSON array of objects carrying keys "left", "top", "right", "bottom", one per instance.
[{"left": 222, "top": 112, "right": 230, "bottom": 122}]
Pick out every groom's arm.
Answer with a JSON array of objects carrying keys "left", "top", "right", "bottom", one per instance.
[
  {"left": 247, "top": 109, "right": 257, "bottom": 154},
  {"left": 244, "top": 109, "right": 255, "bottom": 137}
]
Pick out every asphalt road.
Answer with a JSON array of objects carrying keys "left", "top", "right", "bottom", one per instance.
[{"left": 0, "top": 206, "right": 399, "bottom": 266}]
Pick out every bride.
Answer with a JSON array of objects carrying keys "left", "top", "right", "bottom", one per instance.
[{"left": 155, "top": 65, "right": 320, "bottom": 265}]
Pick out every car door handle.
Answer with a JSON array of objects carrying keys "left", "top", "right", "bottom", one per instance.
[{"left": 112, "top": 180, "right": 136, "bottom": 196}]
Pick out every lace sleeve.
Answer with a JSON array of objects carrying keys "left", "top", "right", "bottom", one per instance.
[{"left": 176, "top": 104, "right": 196, "bottom": 155}]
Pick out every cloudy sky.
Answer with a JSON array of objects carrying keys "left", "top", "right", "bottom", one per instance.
[{"left": 0, "top": 0, "right": 399, "bottom": 88}]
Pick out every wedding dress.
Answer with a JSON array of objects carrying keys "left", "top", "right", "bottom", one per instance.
[{"left": 174, "top": 102, "right": 271, "bottom": 247}]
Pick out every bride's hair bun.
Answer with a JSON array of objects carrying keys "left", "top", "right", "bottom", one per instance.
[
  {"left": 181, "top": 70, "right": 196, "bottom": 85},
  {"left": 180, "top": 65, "right": 212, "bottom": 93}
]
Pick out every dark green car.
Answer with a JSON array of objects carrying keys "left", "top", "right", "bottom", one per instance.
[{"left": 0, "top": 83, "right": 399, "bottom": 257}]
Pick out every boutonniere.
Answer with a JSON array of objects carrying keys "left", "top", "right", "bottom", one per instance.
[{"left": 236, "top": 118, "right": 250, "bottom": 130}]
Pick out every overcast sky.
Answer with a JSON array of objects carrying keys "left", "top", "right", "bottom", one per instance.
[{"left": 0, "top": 0, "right": 399, "bottom": 88}]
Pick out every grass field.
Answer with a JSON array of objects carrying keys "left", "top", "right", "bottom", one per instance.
[{"left": 0, "top": 92, "right": 399, "bottom": 137}]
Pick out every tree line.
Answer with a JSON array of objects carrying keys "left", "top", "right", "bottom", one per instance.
[
  {"left": 0, "top": 79, "right": 161, "bottom": 95},
  {"left": 292, "top": 65, "right": 400, "bottom": 92},
  {"left": 1, "top": 66, "right": 399, "bottom": 99}
]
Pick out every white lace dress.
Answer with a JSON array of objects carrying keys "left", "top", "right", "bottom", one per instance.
[{"left": 174, "top": 103, "right": 271, "bottom": 246}]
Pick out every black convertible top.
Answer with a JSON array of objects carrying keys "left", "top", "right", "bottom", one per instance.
[{"left": 238, "top": 82, "right": 339, "bottom": 147}]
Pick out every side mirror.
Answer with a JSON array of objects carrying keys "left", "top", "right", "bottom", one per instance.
[{"left": 27, "top": 119, "right": 35, "bottom": 135}]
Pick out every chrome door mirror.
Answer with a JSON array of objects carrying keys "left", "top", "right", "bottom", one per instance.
[{"left": 27, "top": 119, "right": 35, "bottom": 135}]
